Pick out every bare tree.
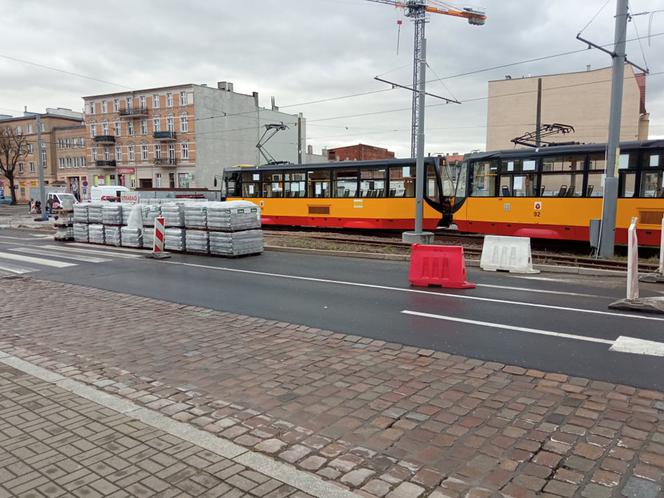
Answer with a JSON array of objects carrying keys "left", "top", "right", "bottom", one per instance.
[{"left": 0, "top": 126, "right": 29, "bottom": 205}]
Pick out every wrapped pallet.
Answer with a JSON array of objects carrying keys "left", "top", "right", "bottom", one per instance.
[
  {"left": 184, "top": 203, "right": 208, "bottom": 229},
  {"left": 73, "top": 223, "right": 89, "bottom": 243},
  {"left": 143, "top": 228, "right": 154, "bottom": 250},
  {"left": 102, "top": 203, "right": 123, "bottom": 225},
  {"left": 121, "top": 203, "right": 136, "bottom": 225},
  {"left": 88, "top": 224, "right": 105, "bottom": 244},
  {"left": 142, "top": 204, "right": 161, "bottom": 227},
  {"left": 164, "top": 228, "right": 185, "bottom": 252},
  {"left": 185, "top": 230, "right": 209, "bottom": 254},
  {"left": 105, "top": 226, "right": 121, "bottom": 246},
  {"left": 120, "top": 228, "right": 142, "bottom": 248},
  {"left": 161, "top": 202, "right": 185, "bottom": 227},
  {"left": 209, "top": 229, "right": 263, "bottom": 256},
  {"left": 207, "top": 201, "right": 261, "bottom": 231},
  {"left": 73, "top": 203, "right": 90, "bottom": 223},
  {"left": 88, "top": 203, "right": 104, "bottom": 224},
  {"left": 122, "top": 204, "right": 144, "bottom": 248}
]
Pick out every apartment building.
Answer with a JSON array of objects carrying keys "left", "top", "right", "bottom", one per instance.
[
  {"left": 0, "top": 108, "right": 84, "bottom": 202},
  {"left": 327, "top": 144, "right": 396, "bottom": 161},
  {"left": 83, "top": 81, "right": 304, "bottom": 191},
  {"left": 486, "top": 65, "right": 649, "bottom": 150},
  {"left": 53, "top": 124, "right": 88, "bottom": 200}
]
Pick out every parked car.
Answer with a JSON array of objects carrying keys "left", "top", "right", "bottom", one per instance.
[{"left": 0, "top": 193, "right": 11, "bottom": 205}]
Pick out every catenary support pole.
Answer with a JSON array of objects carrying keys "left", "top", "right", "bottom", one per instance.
[
  {"left": 535, "top": 78, "right": 542, "bottom": 147},
  {"left": 36, "top": 114, "right": 47, "bottom": 222},
  {"left": 598, "top": 0, "right": 629, "bottom": 257}
]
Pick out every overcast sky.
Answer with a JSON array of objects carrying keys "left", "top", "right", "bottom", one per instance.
[{"left": 1, "top": 0, "right": 662, "bottom": 157}]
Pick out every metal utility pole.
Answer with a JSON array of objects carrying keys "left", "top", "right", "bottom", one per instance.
[
  {"left": 297, "top": 113, "right": 303, "bottom": 165},
  {"left": 598, "top": 0, "right": 629, "bottom": 258},
  {"left": 535, "top": 78, "right": 542, "bottom": 147},
  {"left": 36, "top": 114, "right": 47, "bottom": 221}
]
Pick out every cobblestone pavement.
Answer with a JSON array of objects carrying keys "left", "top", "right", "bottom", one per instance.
[
  {"left": 0, "top": 363, "right": 310, "bottom": 498},
  {"left": 2, "top": 277, "right": 664, "bottom": 497}
]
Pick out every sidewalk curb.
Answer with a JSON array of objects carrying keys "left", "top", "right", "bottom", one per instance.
[
  {"left": 265, "top": 245, "right": 626, "bottom": 277},
  {"left": 0, "top": 350, "right": 359, "bottom": 498}
]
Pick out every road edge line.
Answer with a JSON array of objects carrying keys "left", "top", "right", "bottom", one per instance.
[{"left": 0, "top": 350, "right": 359, "bottom": 498}]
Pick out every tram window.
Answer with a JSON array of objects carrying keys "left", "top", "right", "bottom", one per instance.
[
  {"left": 620, "top": 172, "right": 636, "bottom": 198},
  {"left": 540, "top": 173, "right": 582, "bottom": 197},
  {"left": 586, "top": 173, "right": 605, "bottom": 197},
  {"left": 241, "top": 172, "right": 261, "bottom": 198},
  {"left": 334, "top": 168, "right": 358, "bottom": 197},
  {"left": 640, "top": 171, "right": 664, "bottom": 198},
  {"left": 308, "top": 169, "right": 330, "bottom": 198},
  {"left": 470, "top": 161, "right": 496, "bottom": 197},
  {"left": 500, "top": 159, "right": 536, "bottom": 173},
  {"left": 388, "top": 167, "right": 415, "bottom": 197},
  {"left": 284, "top": 171, "right": 306, "bottom": 198},
  {"left": 262, "top": 172, "right": 283, "bottom": 198},
  {"left": 360, "top": 168, "right": 386, "bottom": 197},
  {"left": 542, "top": 155, "right": 585, "bottom": 173},
  {"left": 501, "top": 174, "right": 536, "bottom": 197}
]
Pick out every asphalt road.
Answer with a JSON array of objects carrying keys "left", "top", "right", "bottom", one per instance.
[{"left": 2, "top": 228, "right": 664, "bottom": 389}]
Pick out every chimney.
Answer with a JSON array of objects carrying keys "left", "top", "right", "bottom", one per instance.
[
  {"left": 252, "top": 91, "right": 259, "bottom": 107},
  {"left": 586, "top": 64, "right": 591, "bottom": 71},
  {"left": 217, "top": 81, "right": 234, "bottom": 92},
  {"left": 307, "top": 145, "right": 313, "bottom": 154},
  {"left": 271, "top": 96, "right": 278, "bottom": 111}
]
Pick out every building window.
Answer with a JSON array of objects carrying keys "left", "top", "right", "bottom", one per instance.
[
  {"left": 115, "top": 146, "right": 122, "bottom": 162},
  {"left": 59, "top": 158, "right": 64, "bottom": 169},
  {"left": 178, "top": 173, "right": 190, "bottom": 189},
  {"left": 101, "top": 100, "right": 108, "bottom": 113},
  {"left": 103, "top": 147, "right": 110, "bottom": 161},
  {"left": 113, "top": 98, "right": 120, "bottom": 112},
  {"left": 179, "top": 91, "right": 187, "bottom": 106},
  {"left": 102, "top": 121, "right": 109, "bottom": 135},
  {"left": 67, "top": 157, "right": 72, "bottom": 168},
  {"left": 114, "top": 121, "right": 121, "bottom": 136},
  {"left": 28, "top": 143, "right": 33, "bottom": 154},
  {"left": 92, "top": 148, "right": 98, "bottom": 161},
  {"left": 181, "top": 142, "right": 189, "bottom": 160},
  {"left": 126, "top": 96, "right": 133, "bottom": 111},
  {"left": 29, "top": 162, "right": 35, "bottom": 173},
  {"left": 89, "top": 102, "right": 95, "bottom": 114},
  {"left": 40, "top": 145, "right": 46, "bottom": 164},
  {"left": 27, "top": 124, "right": 32, "bottom": 134},
  {"left": 128, "top": 144, "right": 135, "bottom": 161},
  {"left": 180, "top": 113, "right": 188, "bottom": 132},
  {"left": 140, "top": 119, "right": 147, "bottom": 135},
  {"left": 168, "top": 144, "right": 175, "bottom": 160},
  {"left": 155, "top": 173, "right": 162, "bottom": 188},
  {"left": 40, "top": 122, "right": 45, "bottom": 133},
  {"left": 153, "top": 117, "right": 160, "bottom": 132},
  {"left": 16, "top": 126, "right": 21, "bottom": 134},
  {"left": 154, "top": 144, "right": 161, "bottom": 159},
  {"left": 139, "top": 96, "right": 146, "bottom": 110},
  {"left": 141, "top": 143, "right": 148, "bottom": 161},
  {"left": 90, "top": 123, "right": 96, "bottom": 138},
  {"left": 127, "top": 121, "right": 134, "bottom": 136},
  {"left": 153, "top": 94, "right": 160, "bottom": 109},
  {"left": 18, "top": 163, "right": 23, "bottom": 173},
  {"left": 166, "top": 93, "right": 173, "bottom": 107},
  {"left": 167, "top": 115, "right": 174, "bottom": 132}
]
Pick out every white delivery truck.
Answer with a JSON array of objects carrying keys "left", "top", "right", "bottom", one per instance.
[{"left": 90, "top": 185, "right": 130, "bottom": 202}]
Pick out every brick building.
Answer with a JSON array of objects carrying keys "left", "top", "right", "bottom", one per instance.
[
  {"left": 327, "top": 144, "right": 395, "bottom": 161},
  {"left": 53, "top": 124, "right": 87, "bottom": 200},
  {"left": 0, "top": 109, "right": 84, "bottom": 202}
]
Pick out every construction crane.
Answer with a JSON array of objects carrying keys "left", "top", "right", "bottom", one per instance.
[{"left": 367, "top": 0, "right": 486, "bottom": 242}]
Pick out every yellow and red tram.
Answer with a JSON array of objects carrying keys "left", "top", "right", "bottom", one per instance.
[{"left": 222, "top": 140, "right": 664, "bottom": 247}]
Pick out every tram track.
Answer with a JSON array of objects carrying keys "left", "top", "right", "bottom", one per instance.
[{"left": 263, "top": 228, "right": 660, "bottom": 273}]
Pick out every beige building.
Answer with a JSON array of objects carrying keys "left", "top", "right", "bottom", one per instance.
[
  {"left": 53, "top": 124, "right": 87, "bottom": 200},
  {"left": 486, "top": 65, "right": 649, "bottom": 151},
  {"left": 0, "top": 109, "right": 84, "bottom": 202}
]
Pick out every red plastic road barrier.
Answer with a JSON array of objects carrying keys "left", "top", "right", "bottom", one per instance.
[
  {"left": 153, "top": 216, "right": 165, "bottom": 254},
  {"left": 408, "top": 244, "right": 475, "bottom": 289}
]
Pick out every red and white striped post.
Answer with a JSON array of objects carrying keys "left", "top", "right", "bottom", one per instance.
[{"left": 147, "top": 215, "right": 170, "bottom": 259}]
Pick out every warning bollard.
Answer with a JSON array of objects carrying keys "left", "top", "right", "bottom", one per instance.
[
  {"left": 408, "top": 245, "right": 475, "bottom": 289},
  {"left": 640, "top": 215, "right": 664, "bottom": 283},
  {"left": 146, "top": 216, "right": 171, "bottom": 259}
]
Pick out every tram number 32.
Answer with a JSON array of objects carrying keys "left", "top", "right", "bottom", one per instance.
[{"left": 533, "top": 201, "right": 542, "bottom": 217}]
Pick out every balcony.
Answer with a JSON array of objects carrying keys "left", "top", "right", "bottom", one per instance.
[
  {"left": 153, "top": 131, "right": 176, "bottom": 141},
  {"left": 93, "top": 135, "right": 115, "bottom": 144},
  {"left": 95, "top": 160, "right": 117, "bottom": 168},
  {"left": 154, "top": 158, "right": 177, "bottom": 167},
  {"left": 119, "top": 107, "right": 148, "bottom": 118}
]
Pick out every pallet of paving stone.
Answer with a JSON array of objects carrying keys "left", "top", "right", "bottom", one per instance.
[
  {"left": 143, "top": 228, "right": 154, "bottom": 250},
  {"left": 73, "top": 203, "right": 90, "bottom": 223},
  {"left": 185, "top": 229, "right": 209, "bottom": 254},
  {"left": 73, "top": 223, "right": 89, "bottom": 243},
  {"left": 209, "top": 229, "right": 263, "bottom": 256},
  {"left": 104, "top": 226, "right": 121, "bottom": 247},
  {"left": 161, "top": 202, "right": 185, "bottom": 228},
  {"left": 54, "top": 225, "right": 74, "bottom": 241},
  {"left": 88, "top": 224, "right": 105, "bottom": 245},
  {"left": 102, "top": 204, "right": 123, "bottom": 225},
  {"left": 206, "top": 201, "right": 261, "bottom": 232},
  {"left": 87, "top": 203, "right": 104, "bottom": 224},
  {"left": 120, "top": 227, "right": 142, "bottom": 248},
  {"left": 142, "top": 204, "right": 162, "bottom": 227},
  {"left": 164, "top": 228, "right": 186, "bottom": 252},
  {"left": 184, "top": 203, "right": 208, "bottom": 229}
]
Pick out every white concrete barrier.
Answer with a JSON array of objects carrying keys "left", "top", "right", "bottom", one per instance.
[
  {"left": 626, "top": 217, "right": 639, "bottom": 300},
  {"left": 480, "top": 235, "right": 539, "bottom": 274}
]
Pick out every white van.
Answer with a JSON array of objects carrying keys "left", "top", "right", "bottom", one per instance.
[
  {"left": 90, "top": 185, "right": 130, "bottom": 202},
  {"left": 47, "top": 192, "right": 78, "bottom": 211}
]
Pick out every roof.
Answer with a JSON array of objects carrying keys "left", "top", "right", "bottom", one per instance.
[
  {"left": 83, "top": 83, "right": 195, "bottom": 100},
  {"left": 488, "top": 65, "right": 618, "bottom": 84},
  {"left": 224, "top": 157, "right": 438, "bottom": 173},
  {"left": 0, "top": 114, "right": 83, "bottom": 125},
  {"left": 465, "top": 140, "right": 664, "bottom": 161}
]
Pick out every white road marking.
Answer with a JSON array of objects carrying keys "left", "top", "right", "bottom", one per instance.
[
  {"left": 610, "top": 336, "right": 664, "bottom": 357},
  {"left": 164, "top": 260, "right": 664, "bottom": 322},
  {"left": 67, "top": 242, "right": 148, "bottom": 254},
  {"left": 0, "top": 252, "right": 75, "bottom": 268},
  {"left": 0, "top": 261, "right": 35, "bottom": 274},
  {"left": 403, "top": 310, "right": 664, "bottom": 358},
  {"left": 0, "top": 235, "right": 52, "bottom": 241},
  {"left": 476, "top": 283, "right": 608, "bottom": 299},
  {"left": 400, "top": 310, "right": 614, "bottom": 345},
  {"left": 10, "top": 247, "right": 110, "bottom": 264},
  {"left": 40, "top": 245, "right": 142, "bottom": 259}
]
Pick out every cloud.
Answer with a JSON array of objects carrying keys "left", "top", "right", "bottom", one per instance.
[{"left": 0, "top": 0, "right": 661, "bottom": 157}]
